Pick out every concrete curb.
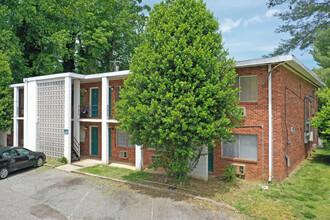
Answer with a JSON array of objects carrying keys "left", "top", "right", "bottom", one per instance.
[{"left": 73, "top": 170, "right": 237, "bottom": 212}]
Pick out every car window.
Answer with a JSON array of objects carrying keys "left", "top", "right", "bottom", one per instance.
[
  {"left": 2, "top": 150, "right": 18, "bottom": 159},
  {"left": 16, "top": 148, "right": 31, "bottom": 156}
]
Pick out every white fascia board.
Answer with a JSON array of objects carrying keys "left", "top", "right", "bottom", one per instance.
[
  {"left": 9, "top": 83, "right": 25, "bottom": 88},
  {"left": 84, "top": 70, "right": 131, "bottom": 79},
  {"left": 236, "top": 55, "right": 325, "bottom": 88},
  {"left": 236, "top": 55, "right": 294, "bottom": 68},
  {"left": 18, "top": 70, "right": 131, "bottom": 84}
]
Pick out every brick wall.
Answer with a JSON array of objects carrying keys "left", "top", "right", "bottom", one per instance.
[
  {"left": 213, "top": 65, "right": 269, "bottom": 181},
  {"left": 213, "top": 65, "right": 319, "bottom": 182},
  {"left": 77, "top": 68, "right": 319, "bottom": 183}
]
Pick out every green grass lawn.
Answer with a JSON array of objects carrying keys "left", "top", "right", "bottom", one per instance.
[
  {"left": 45, "top": 159, "right": 66, "bottom": 167},
  {"left": 80, "top": 148, "right": 330, "bottom": 219}
]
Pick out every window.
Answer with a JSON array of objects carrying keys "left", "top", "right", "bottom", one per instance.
[
  {"left": 116, "top": 86, "right": 124, "bottom": 102},
  {"left": 16, "top": 148, "right": 30, "bottom": 156},
  {"left": 116, "top": 129, "right": 134, "bottom": 147},
  {"left": 80, "top": 126, "right": 86, "bottom": 142},
  {"left": 234, "top": 76, "right": 258, "bottom": 102},
  {"left": 2, "top": 150, "right": 18, "bottom": 159},
  {"left": 222, "top": 134, "right": 258, "bottom": 160}
]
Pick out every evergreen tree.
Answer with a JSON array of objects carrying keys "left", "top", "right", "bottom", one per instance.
[
  {"left": 267, "top": 0, "right": 329, "bottom": 56},
  {"left": 115, "top": 0, "right": 242, "bottom": 183}
]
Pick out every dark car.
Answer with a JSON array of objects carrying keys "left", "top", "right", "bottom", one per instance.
[{"left": 0, "top": 147, "right": 46, "bottom": 179}]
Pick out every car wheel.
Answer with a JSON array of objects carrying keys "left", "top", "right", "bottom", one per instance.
[
  {"left": 36, "top": 157, "right": 44, "bottom": 167},
  {"left": 0, "top": 167, "right": 9, "bottom": 179}
]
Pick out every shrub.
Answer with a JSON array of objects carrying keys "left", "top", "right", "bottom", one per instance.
[
  {"left": 57, "top": 156, "right": 68, "bottom": 164},
  {"left": 223, "top": 164, "right": 236, "bottom": 182}
]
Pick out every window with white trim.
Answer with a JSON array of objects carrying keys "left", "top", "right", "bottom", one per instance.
[
  {"left": 222, "top": 134, "right": 258, "bottom": 160},
  {"left": 234, "top": 76, "right": 258, "bottom": 102},
  {"left": 116, "top": 129, "right": 134, "bottom": 147}
]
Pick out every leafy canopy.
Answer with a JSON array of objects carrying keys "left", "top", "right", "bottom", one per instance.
[
  {"left": 312, "top": 88, "right": 330, "bottom": 148},
  {"left": 115, "top": 0, "right": 242, "bottom": 182},
  {"left": 0, "top": 0, "right": 149, "bottom": 82},
  {"left": 312, "top": 27, "right": 330, "bottom": 87},
  {"left": 0, "top": 53, "right": 13, "bottom": 132},
  {"left": 267, "top": 0, "right": 329, "bottom": 56}
]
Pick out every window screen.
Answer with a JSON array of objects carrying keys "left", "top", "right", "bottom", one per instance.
[
  {"left": 116, "top": 129, "right": 134, "bottom": 147},
  {"left": 222, "top": 134, "right": 258, "bottom": 160},
  {"left": 116, "top": 86, "right": 124, "bottom": 102},
  {"left": 234, "top": 76, "right": 258, "bottom": 102}
]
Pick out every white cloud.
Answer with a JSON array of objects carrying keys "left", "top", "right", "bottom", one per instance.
[
  {"left": 266, "top": 9, "right": 280, "bottom": 17},
  {"left": 220, "top": 18, "right": 242, "bottom": 33},
  {"left": 243, "top": 16, "right": 261, "bottom": 26}
]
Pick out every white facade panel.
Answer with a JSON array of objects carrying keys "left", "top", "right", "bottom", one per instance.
[{"left": 190, "top": 146, "right": 208, "bottom": 181}]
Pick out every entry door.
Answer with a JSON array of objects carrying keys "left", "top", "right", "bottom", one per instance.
[
  {"left": 109, "top": 128, "right": 111, "bottom": 157},
  {"left": 91, "top": 88, "right": 99, "bottom": 117},
  {"left": 208, "top": 149, "right": 214, "bottom": 172},
  {"left": 91, "top": 127, "right": 99, "bottom": 156}
]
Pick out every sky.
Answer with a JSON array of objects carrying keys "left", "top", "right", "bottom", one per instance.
[{"left": 140, "top": 0, "right": 318, "bottom": 70}]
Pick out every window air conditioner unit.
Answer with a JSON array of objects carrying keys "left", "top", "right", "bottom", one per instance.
[
  {"left": 119, "top": 151, "right": 128, "bottom": 159},
  {"left": 231, "top": 164, "right": 246, "bottom": 175},
  {"left": 239, "top": 107, "right": 246, "bottom": 117}
]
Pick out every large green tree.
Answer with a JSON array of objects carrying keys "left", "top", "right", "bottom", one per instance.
[
  {"left": 313, "top": 27, "right": 330, "bottom": 87},
  {"left": 0, "top": 53, "right": 13, "bottom": 132},
  {"left": 267, "top": 0, "right": 329, "bottom": 56},
  {"left": 312, "top": 87, "right": 330, "bottom": 148},
  {"left": 115, "top": 0, "right": 242, "bottom": 183},
  {"left": 0, "top": 0, "right": 148, "bottom": 81}
]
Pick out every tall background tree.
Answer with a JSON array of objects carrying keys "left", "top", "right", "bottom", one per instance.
[
  {"left": 312, "top": 27, "right": 330, "bottom": 87},
  {"left": 115, "top": 0, "right": 242, "bottom": 183},
  {"left": 0, "top": 0, "right": 148, "bottom": 131},
  {"left": 0, "top": 0, "right": 149, "bottom": 82},
  {"left": 0, "top": 53, "right": 13, "bottom": 132},
  {"left": 267, "top": 0, "right": 329, "bottom": 56}
]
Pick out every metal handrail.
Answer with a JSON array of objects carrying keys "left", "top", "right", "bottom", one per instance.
[{"left": 72, "top": 136, "right": 80, "bottom": 159}]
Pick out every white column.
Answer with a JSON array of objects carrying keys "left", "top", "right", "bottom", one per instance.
[
  {"left": 64, "top": 77, "right": 72, "bottom": 163},
  {"left": 13, "top": 87, "right": 19, "bottom": 147},
  {"left": 101, "top": 77, "right": 109, "bottom": 164},
  {"left": 73, "top": 79, "right": 80, "bottom": 156},
  {"left": 135, "top": 145, "right": 143, "bottom": 171},
  {"left": 23, "top": 81, "right": 28, "bottom": 147}
]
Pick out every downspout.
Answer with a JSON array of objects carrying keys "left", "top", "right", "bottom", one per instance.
[{"left": 268, "top": 64, "right": 273, "bottom": 182}]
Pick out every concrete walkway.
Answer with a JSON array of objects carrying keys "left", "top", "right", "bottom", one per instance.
[{"left": 56, "top": 159, "right": 102, "bottom": 172}]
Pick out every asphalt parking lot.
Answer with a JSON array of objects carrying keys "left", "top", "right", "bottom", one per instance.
[{"left": 0, "top": 167, "right": 233, "bottom": 220}]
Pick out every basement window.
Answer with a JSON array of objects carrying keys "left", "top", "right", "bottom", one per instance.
[
  {"left": 222, "top": 134, "right": 258, "bottom": 160},
  {"left": 234, "top": 76, "right": 258, "bottom": 102}
]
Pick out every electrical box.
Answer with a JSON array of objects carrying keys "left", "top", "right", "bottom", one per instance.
[{"left": 309, "top": 131, "right": 314, "bottom": 142}]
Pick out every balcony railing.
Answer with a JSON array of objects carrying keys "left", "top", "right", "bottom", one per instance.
[{"left": 79, "top": 105, "right": 101, "bottom": 118}]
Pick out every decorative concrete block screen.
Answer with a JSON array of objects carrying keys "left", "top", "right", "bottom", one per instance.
[{"left": 37, "top": 80, "right": 65, "bottom": 158}]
